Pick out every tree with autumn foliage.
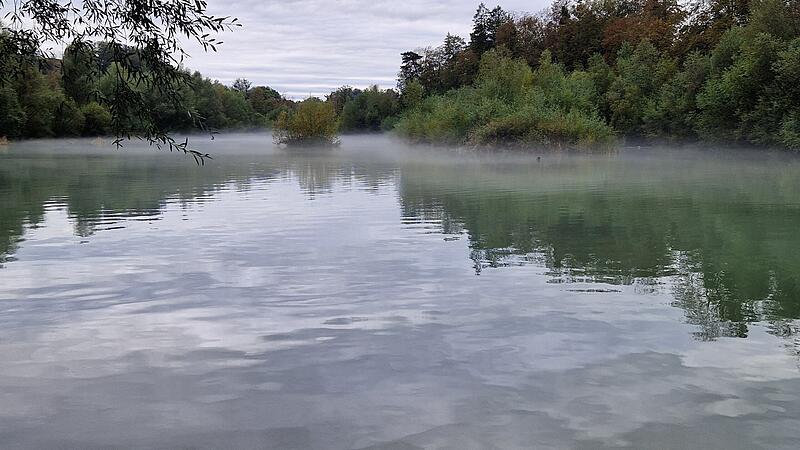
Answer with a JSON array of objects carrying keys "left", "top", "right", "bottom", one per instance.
[{"left": 394, "top": 0, "right": 800, "bottom": 150}]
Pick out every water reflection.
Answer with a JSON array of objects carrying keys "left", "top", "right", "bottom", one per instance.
[
  {"left": 1, "top": 135, "right": 800, "bottom": 448},
  {"left": 397, "top": 155, "right": 800, "bottom": 339},
  {"left": 3, "top": 140, "right": 800, "bottom": 337}
]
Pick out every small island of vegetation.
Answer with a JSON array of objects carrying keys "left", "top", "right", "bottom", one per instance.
[{"left": 273, "top": 99, "right": 340, "bottom": 146}]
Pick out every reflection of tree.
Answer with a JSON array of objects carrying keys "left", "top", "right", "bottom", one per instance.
[
  {"left": 0, "top": 148, "right": 398, "bottom": 265},
  {"left": 671, "top": 262, "right": 741, "bottom": 340},
  {"left": 0, "top": 152, "right": 281, "bottom": 264},
  {"left": 284, "top": 153, "right": 397, "bottom": 199},
  {"left": 397, "top": 156, "right": 800, "bottom": 339},
  {"left": 671, "top": 260, "right": 800, "bottom": 341},
  {"left": 289, "top": 158, "right": 338, "bottom": 198},
  {"left": 4, "top": 146, "right": 800, "bottom": 346}
]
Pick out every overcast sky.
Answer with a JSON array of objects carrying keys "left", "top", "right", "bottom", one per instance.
[{"left": 182, "top": 1, "right": 551, "bottom": 99}]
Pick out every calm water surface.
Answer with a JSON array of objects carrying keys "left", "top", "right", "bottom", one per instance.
[{"left": 1, "top": 134, "right": 800, "bottom": 449}]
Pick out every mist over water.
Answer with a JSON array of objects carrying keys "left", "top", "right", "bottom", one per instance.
[{"left": 1, "top": 133, "right": 800, "bottom": 449}]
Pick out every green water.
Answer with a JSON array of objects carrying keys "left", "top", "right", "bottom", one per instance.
[{"left": 0, "top": 134, "right": 799, "bottom": 448}]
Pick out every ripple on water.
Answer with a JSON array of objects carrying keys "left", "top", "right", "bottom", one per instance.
[{"left": 0, "top": 136, "right": 800, "bottom": 448}]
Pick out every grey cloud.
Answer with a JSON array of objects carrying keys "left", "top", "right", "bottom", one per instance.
[{"left": 184, "top": 0, "right": 550, "bottom": 98}]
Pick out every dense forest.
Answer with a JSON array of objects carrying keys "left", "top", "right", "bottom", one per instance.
[
  {"left": 2, "top": 0, "right": 800, "bottom": 150},
  {"left": 394, "top": 0, "right": 800, "bottom": 149}
]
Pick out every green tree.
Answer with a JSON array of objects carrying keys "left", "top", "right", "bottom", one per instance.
[
  {"left": 232, "top": 78, "right": 252, "bottom": 96},
  {"left": 0, "top": 85, "right": 25, "bottom": 137},
  {"left": 0, "top": 0, "right": 239, "bottom": 160},
  {"left": 470, "top": 3, "right": 493, "bottom": 54},
  {"left": 774, "top": 38, "right": 800, "bottom": 149},
  {"left": 401, "top": 80, "right": 424, "bottom": 109},
  {"left": 53, "top": 97, "right": 85, "bottom": 136},
  {"left": 249, "top": 85, "right": 288, "bottom": 123},
  {"left": 61, "top": 41, "right": 98, "bottom": 105},
  {"left": 649, "top": 51, "right": 711, "bottom": 136},
  {"left": 470, "top": 4, "right": 510, "bottom": 55},
  {"left": 327, "top": 86, "right": 361, "bottom": 116},
  {"left": 442, "top": 33, "right": 466, "bottom": 61},
  {"left": 396, "top": 50, "right": 614, "bottom": 149},
  {"left": 475, "top": 49, "right": 532, "bottom": 101},
  {"left": 81, "top": 102, "right": 112, "bottom": 135},
  {"left": 697, "top": 32, "right": 783, "bottom": 142},
  {"left": 398, "top": 51, "right": 423, "bottom": 90},
  {"left": 217, "top": 86, "right": 253, "bottom": 128},
  {"left": 339, "top": 86, "right": 400, "bottom": 132},
  {"left": 14, "top": 66, "right": 60, "bottom": 137},
  {"left": 606, "top": 41, "right": 672, "bottom": 135}
]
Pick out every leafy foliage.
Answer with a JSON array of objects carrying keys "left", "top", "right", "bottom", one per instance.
[
  {"left": 396, "top": 50, "right": 614, "bottom": 149},
  {"left": 0, "top": 0, "right": 240, "bottom": 162},
  {"left": 81, "top": 102, "right": 112, "bottom": 136},
  {"left": 0, "top": 37, "right": 290, "bottom": 141},
  {"left": 339, "top": 86, "right": 401, "bottom": 132},
  {"left": 273, "top": 99, "right": 339, "bottom": 146},
  {"left": 393, "top": 0, "right": 800, "bottom": 150}
]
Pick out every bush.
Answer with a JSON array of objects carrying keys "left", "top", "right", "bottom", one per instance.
[
  {"left": 475, "top": 50, "right": 532, "bottom": 101},
  {"left": 273, "top": 99, "right": 339, "bottom": 145},
  {"left": 395, "top": 50, "right": 615, "bottom": 150}
]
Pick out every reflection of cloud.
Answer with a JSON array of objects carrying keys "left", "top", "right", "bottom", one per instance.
[
  {"left": 682, "top": 327, "right": 800, "bottom": 382},
  {"left": 2, "top": 136, "right": 800, "bottom": 447}
]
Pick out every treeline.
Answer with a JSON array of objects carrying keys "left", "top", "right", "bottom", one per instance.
[
  {"left": 4, "top": 2, "right": 800, "bottom": 150},
  {"left": 394, "top": 0, "right": 800, "bottom": 149},
  {"left": 0, "top": 27, "right": 401, "bottom": 142},
  {"left": 0, "top": 35, "right": 296, "bottom": 139}
]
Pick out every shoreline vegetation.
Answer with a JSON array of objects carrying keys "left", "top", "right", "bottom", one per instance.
[{"left": 2, "top": 0, "right": 799, "bottom": 151}]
